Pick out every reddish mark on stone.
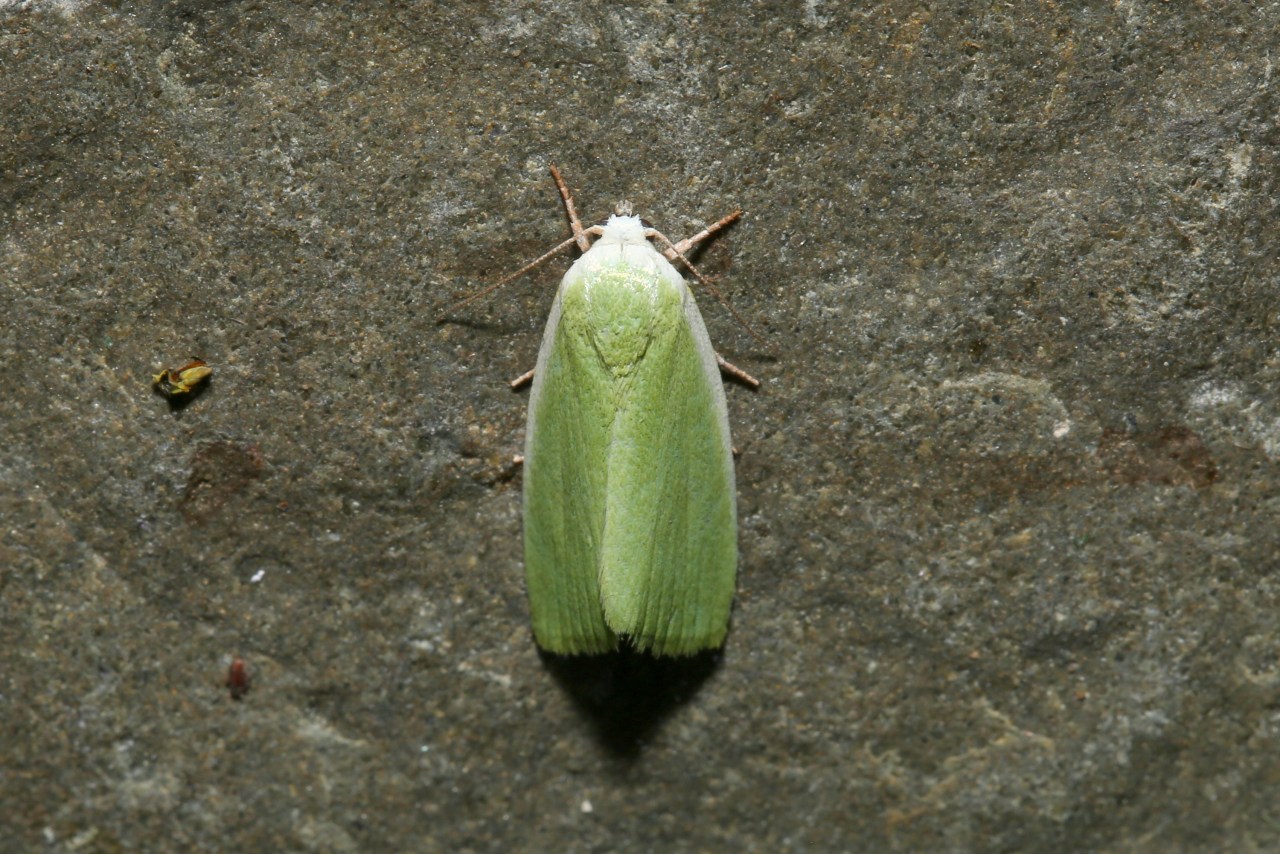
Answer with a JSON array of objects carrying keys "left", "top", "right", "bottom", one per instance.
[{"left": 226, "top": 657, "right": 250, "bottom": 700}]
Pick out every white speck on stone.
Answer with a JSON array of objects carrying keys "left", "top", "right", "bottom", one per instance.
[
  {"left": 580, "top": 799, "right": 594, "bottom": 814},
  {"left": 1189, "top": 381, "right": 1239, "bottom": 409},
  {"left": 1053, "top": 420, "right": 1072, "bottom": 438},
  {"left": 250, "top": 569, "right": 266, "bottom": 583},
  {"left": 0, "top": 0, "right": 86, "bottom": 12},
  {"left": 456, "top": 661, "right": 513, "bottom": 689}
]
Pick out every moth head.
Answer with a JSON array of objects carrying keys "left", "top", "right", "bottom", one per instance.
[{"left": 599, "top": 212, "right": 648, "bottom": 245}]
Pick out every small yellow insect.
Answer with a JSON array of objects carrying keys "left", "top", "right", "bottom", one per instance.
[{"left": 153, "top": 358, "right": 212, "bottom": 397}]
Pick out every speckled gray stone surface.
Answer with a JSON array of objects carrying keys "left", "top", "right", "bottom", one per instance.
[{"left": 3, "top": 1, "right": 1278, "bottom": 851}]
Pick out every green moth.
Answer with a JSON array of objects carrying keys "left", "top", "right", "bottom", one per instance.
[{"left": 470, "top": 167, "right": 756, "bottom": 657}]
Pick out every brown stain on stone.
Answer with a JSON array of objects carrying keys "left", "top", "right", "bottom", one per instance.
[
  {"left": 1096, "top": 426, "right": 1218, "bottom": 489},
  {"left": 181, "top": 441, "right": 266, "bottom": 521}
]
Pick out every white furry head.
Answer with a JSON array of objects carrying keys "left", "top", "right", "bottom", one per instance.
[{"left": 598, "top": 214, "right": 648, "bottom": 246}]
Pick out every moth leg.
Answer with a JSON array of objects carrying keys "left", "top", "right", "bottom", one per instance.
[
  {"left": 665, "top": 210, "right": 742, "bottom": 259},
  {"left": 716, "top": 353, "right": 760, "bottom": 388},
  {"left": 650, "top": 226, "right": 768, "bottom": 350},
  {"left": 510, "top": 368, "right": 535, "bottom": 389},
  {"left": 549, "top": 164, "right": 592, "bottom": 253}
]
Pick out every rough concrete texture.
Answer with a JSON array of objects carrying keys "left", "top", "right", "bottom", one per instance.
[{"left": 2, "top": 1, "right": 1278, "bottom": 851}]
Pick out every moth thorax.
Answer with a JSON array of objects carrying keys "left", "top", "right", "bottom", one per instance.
[{"left": 583, "top": 268, "right": 661, "bottom": 373}]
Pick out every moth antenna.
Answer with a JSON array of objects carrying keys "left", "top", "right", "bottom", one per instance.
[
  {"left": 437, "top": 165, "right": 602, "bottom": 321},
  {"left": 647, "top": 227, "right": 768, "bottom": 350},
  {"left": 435, "top": 235, "right": 580, "bottom": 321}
]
